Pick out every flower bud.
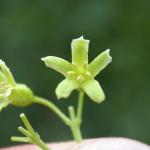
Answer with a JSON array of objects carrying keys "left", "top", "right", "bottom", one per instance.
[{"left": 9, "top": 84, "right": 34, "bottom": 107}]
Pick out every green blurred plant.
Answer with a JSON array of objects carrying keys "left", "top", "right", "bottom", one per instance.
[
  {"left": 42, "top": 36, "right": 112, "bottom": 141},
  {"left": 0, "top": 36, "right": 112, "bottom": 147},
  {"left": 0, "top": 60, "right": 33, "bottom": 111},
  {"left": 11, "top": 113, "right": 50, "bottom": 150}
]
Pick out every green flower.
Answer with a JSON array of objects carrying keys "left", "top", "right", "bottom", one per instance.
[
  {"left": 0, "top": 60, "right": 33, "bottom": 111},
  {"left": 42, "top": 36, "right": 112, "bottom": 103}
]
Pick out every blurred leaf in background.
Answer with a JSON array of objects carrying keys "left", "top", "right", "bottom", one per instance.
[{"left": 0, "top": 0, "right": 150, "bottom": 147}]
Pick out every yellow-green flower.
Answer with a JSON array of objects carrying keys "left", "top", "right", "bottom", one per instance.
[
  {"left": 42, "top": 36, "right": 112, "bottom": 103},
  {"left": 0, "top": 60, "right": 33, "bottom": 111}
]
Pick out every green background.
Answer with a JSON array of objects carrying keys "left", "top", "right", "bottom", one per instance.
[{"left": 0, "top": 0, "right": 150, "bottom": 147}]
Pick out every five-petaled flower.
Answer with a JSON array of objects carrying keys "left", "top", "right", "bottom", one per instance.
[
  {"left": 42, "top": 36, "right": 112, "bottom": 103},
  {"left": 0, "top": 60, "right": 33, "bottom": 111}
]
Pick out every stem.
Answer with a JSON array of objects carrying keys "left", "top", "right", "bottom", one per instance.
[
  {"left": 20, "top": 113, "right": 35, "bottom": 135},
  {"left": 11, "top": 113, "right": 50, "bottom": 150},
  {"left": 33, "top": 92, "right": 85, "bottom": 143},
  {"left": 68, "top": 90, "right": 85, "bottom": 142},
  {"left": 20, "top": 113, "right": 50, "bottom": 150},
  {"left": 68, "top": 106, "right": 76, "bottom": 121},
  {"left": 33, "top": 96, "right": 71, "bottom": 126},
  {"left": 35, "top": 138, "right": 50, "bottom": 150},
  {"left": 77, "top": 90, "right": 85, "bottom": 123},
  {"left": 68, "top": 106, "right": 82, "bottom": 142},
  {"left": 11, "top": 137, "right": 31, "bottom": 143},
  {"left": 12, "top": 136, "right": 50, "bottom": 150}
]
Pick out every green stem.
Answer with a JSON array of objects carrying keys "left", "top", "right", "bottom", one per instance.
[
  {"left": 68, "top": 90, "right": 85, "bottom": 142},
  {"left": 33, "top": 96, "right": 71, "bottom": 126},
  {"left": 34, "top": 138, "right": 50, "bottom": 150},
  {"left": 68, "top": 106, "right": 82, "bottom": 142},
  {"left": 77, "top": 90, "right": 85, "bottom": 123},
  {"left": 11, "top": 113, "right": 50, "bottom": 150},
  {"left": 12, "top": 136, "right": 50, "bottom": 150},
  {"left": 33, "top": 92, "right": 85, "bottom": 143},
  {"left": 20, "top": 113, "right": 50, "bottom": 150}
]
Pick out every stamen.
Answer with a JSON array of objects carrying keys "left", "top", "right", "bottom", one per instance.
[
  {"left": 76, "top": 75, "right": 85, "bottom": 82},
  {"left": 0, "top": 82, "right": 11, "bottom": 94},
  {"left": 85, "top": 71, "right": 91, "bottom": 77},
  {"left": 67, "top": 71, "right": 76, "bottom": 78}
]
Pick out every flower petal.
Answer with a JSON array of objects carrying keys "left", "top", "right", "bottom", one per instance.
[
  {"left": 88, "top": 49, "right": 112, "bottom": 77},
  {"left": 71, "top": 36, "right": 89, "bottom": 66},
  {"left": 55, "top": 79, "right": 79, "bottom": 99},
  {"left": 82, "top": 79, "right": 105, "bottom": 103},
  {"left": 41, "top": 56, "right": 73, "bottom": 77},
  {"left": 0, "top": 70, "right": 6, "bottom": 82},
  {"left": 0, "top": 99, "right": 10, "bottom": 111},
  {"left": 0, "top": 60, "right": 16, "bottom": 86}
]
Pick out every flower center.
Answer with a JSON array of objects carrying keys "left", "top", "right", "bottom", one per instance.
[
  {"left": 0, "top": 81, "right": 11, "bottom": 98},
  {"left": 67, "top": 62, "right": 92, "bottom": 83}
]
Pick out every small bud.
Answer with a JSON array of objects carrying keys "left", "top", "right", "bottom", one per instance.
[
  {"left": 0, "top": 60, "right": 34, "bottom": 111},
  {"left": 9, "top": 84, "right": 34, "bottom": 107}
]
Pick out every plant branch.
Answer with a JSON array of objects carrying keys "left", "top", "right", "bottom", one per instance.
[
  {"left": 11, "top": 113, "right": 50, "bottom": 150},
  {"left": 33, "top": 96, "right": 71, "bottom": 126},
  {"left": 77, "top": 90, "right": 85, "bottom": 123}
]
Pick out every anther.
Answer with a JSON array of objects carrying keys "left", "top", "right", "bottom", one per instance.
[
  {"left": 67, "top": 71, "right": 76, "bottom": 78},
  {"left": 76, "top": 75, "right": 85, "bottom": 82},
  {"left": 85, "top": 71, "right": 91, "bottom": 77}
]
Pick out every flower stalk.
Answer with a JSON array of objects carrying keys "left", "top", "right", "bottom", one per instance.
[
  {"left": 33, "top": 93, "right": 84, "bottom": 142},
  {"left": 69, "top": 90, "right": 85, "bottom": 142},
  {"left": 68, "top": 106, "right": 82, "bottom": 142},
  {"left": 32, "top": 90, "right": 85, "bottom": 142},
  {"left": 33, "top": 96, "right": 71, "bottom": 126},
  {"left": 11, "top": 113, "right": 50, "bottom": 150}
]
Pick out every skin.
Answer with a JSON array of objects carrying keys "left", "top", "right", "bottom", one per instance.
[{"left": 2, "top": 138, "right": 150, "bottom": 150}]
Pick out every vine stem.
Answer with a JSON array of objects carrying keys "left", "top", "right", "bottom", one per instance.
[
  {"left": 33, "top": 91, "right": 85, "bottom": 143},
  {"left": 68, "top": 90, "right": 85, "bottom": 142},
  {"left": 77, "top": 90, "right": 85, "bottom": 123},
  {"left": 33, "top": 96, "right": 71, "bottom": 126},
  {"left": 11, "top": 113, "right": 50, "bottom": 150}
]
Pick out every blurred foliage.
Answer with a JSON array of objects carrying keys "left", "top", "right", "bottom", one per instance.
[{"left": 0, "top": 0, "right": 150, "bottom": 147}]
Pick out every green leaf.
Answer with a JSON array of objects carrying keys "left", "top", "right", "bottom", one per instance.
[
  {"left": 71, "top": 36, "right": 89, "bottom": 66},
  {"left": 55, "top": 79, "right": 79, "bottom": 99},
  {"left": 41, "top": 56, "right": 73, "bottom": 77},
  {"left": 88, "top": 49, "right": 112, "bottom": 77},
  {"left": 82, "top": 79, "right": 105, "bottom": 103}
]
